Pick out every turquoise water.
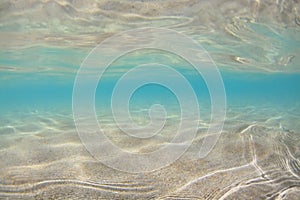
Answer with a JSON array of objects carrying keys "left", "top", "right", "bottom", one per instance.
[
  {"left": 1, "top": 65, "right": 300, "bottom": 114},
  {"left": 1, "top": 0, "right": 300, "bottom": 199}
]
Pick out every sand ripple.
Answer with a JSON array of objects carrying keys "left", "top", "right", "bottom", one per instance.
[{"left": 0, "top": 106, "right": 299, "bottom": 199}]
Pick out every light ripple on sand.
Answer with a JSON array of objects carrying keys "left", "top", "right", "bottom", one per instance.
[{"left": 0, "top": 106, "right": 300, "bottom": 199}]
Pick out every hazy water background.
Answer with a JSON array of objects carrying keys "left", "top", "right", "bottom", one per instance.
[{"left": 0, "top": 0, "right": 300, "bottom": 199}]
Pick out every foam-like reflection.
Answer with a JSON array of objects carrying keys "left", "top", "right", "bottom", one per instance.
[{"left": 0, "top": 0, "right": 299, "bottom": 74}]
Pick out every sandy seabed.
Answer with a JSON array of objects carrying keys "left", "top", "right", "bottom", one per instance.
[{"left": 0, "top": 105, "right": 299, "bottom": 199}]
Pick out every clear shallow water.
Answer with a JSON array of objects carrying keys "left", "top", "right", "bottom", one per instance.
[{"left": 1, "top": 0, "right": 300, "bottom": 199}]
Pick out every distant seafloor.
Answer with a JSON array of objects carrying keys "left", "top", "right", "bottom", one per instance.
[{"left": 1, "top": 0, "right": 300, "bottom": 199}]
